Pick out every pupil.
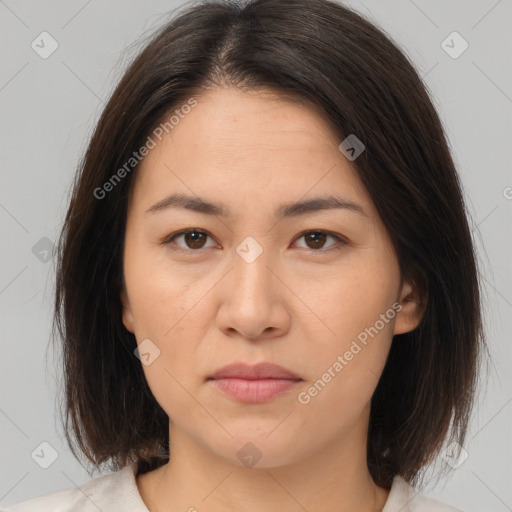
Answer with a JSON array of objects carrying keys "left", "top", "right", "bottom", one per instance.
[
  {"left": 307, "top": 232, "right": 326, "bottom": 249},
  {"left": 186, "top": 231, "right": 205, "bottom": 248}
]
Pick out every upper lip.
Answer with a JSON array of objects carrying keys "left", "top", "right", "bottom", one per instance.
[{"left": 209, "top": 362, "right": 302, "bottom": 380}]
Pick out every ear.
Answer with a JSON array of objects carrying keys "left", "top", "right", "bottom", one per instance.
[
  {"left": 120, "top": 287, "right": 135, "bottom": 333},
  {"left": 393, "top": 279, "right": 425, "bottom": 335}
]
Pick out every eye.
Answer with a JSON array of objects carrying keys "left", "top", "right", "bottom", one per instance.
[
  {"left": 162, "top": 229, "right": 216, "bottom": 251},
  {"left": 162, "top": 229, "right": 347, "bottom": 253},
  {"left": 292, "top": 230, "right": 347, "bottom": 252}
]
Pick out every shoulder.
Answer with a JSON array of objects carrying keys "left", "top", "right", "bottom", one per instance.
[
  {"left": 2, "top": 464, "right": 146, "bottom": 512},
  {"left": 385, "top": 475, "right": 465, "bottom": 512}
]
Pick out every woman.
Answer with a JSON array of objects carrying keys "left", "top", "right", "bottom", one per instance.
[{"left": 4, "top": 0, "right": 485, "bottom": 510}]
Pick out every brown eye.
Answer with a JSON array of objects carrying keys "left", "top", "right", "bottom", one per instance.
[
  {"left": 163, "top": 229, "right": 346, "bottom": 253},
  {"left": 182, "top": 231, "right": 208, "bottom": 249},
  {"left": 294, "top": 231, "right": 346, "bottom": 251},
  {"left": 304, "top": 232, "right": 327, "bottom": 250},
  {"left": 164, "top": 229, "right": 215, "bottom": 250}
]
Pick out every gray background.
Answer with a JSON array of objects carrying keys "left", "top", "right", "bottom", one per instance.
[{"left": 0, "top": 0, "right": 511, "bottom": 510}]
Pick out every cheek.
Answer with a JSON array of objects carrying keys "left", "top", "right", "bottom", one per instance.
[
  {"left": 139, "top": 356, "right": 193, "bottom": 423},
  {"left": 124, "top": 262, "right": 199, "bottom": 384},
  {"left": 297, "top": 255, "right": 399, "bottom": 348},
  {"left": 125, "top": 242, "right": 195, "bottom": 338},
  {"left": 293, "top": 253, "right": 398, "bottom": 409},
  {"left": 132, "top": 297, "right": 204, "bottom": 420},
  {"left": 297, "top": 321, "right": 393, "bottom": 432}
]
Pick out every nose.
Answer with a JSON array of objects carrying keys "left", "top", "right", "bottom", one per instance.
[{"left": 215, "top": 243, "right": 291, "bottom": 341}]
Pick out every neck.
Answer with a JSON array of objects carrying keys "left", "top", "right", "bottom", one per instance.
[{"left": 137, "top": 416, "right": 390, "bottom": 512}]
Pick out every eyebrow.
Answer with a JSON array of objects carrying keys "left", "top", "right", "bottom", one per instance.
[{"left": 145, "top": 193, "right": 367, "bottom": 218}]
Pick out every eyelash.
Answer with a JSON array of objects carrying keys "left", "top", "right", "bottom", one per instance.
[{"left": 160, "top": 228, "right": 348, "bottom": 254}]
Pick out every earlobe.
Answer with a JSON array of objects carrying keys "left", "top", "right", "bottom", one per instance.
[
  {"left": 120, "top": 289, "right": 134, "bottom": 333},
  {"left": 393, "top": 280, "right": 425, "bottom": 335}
]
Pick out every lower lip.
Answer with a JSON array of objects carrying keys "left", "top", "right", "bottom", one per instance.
[{"left": 209, "top": 378, "right": 301, "bottom": 403}]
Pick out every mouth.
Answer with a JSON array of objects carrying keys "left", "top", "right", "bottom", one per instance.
[{"left": 207, "top": 362, "right": 303, "bottom": 403}]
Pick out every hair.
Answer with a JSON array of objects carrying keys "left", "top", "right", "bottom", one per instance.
[{"left": 53, "top": 0, "right": 486, "bottom": 488}]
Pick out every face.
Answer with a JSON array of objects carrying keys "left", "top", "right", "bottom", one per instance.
[{"left": 121, "top": 87, "right": 422, "bottom": 468}]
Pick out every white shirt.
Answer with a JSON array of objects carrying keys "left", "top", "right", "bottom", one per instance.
[{"left": 2, "top": 463, "right": 464, "bottom": 511}]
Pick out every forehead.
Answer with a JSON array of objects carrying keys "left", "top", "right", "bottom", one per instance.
[
  {"left": 176, "top": 86, "right": 340, "bottom": 148},
  {"left": 130, "top": 87, "right": 374, "bottom": 218}
]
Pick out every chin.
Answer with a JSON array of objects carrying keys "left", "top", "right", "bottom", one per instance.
[{"left": 207, "top": 432, "right": 308, "bottom": 470}]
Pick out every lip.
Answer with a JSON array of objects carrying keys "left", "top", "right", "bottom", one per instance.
[
  {"left": 209, "top": 362, "right": 301, "bottom": 380},
  {"left": 207, "top": 362, "right": 303, "bottom": 403}
]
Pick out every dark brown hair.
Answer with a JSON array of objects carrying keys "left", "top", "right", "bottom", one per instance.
[{"left": 53, "top": 0, "right": 486, "bottom": 488}]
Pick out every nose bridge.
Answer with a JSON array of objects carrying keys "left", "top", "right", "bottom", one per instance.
[
  {"left": 216, "top": 228, "right": 291, "bottom": 341},
  {"left": 231, "top": 235, "right": 275, "bottom": 301},
  {"left": 213, "top": 233, "right": 287, "bottom": 340},
  {"left": 228, "top": 231, "right": 314, "bottom": 310}
]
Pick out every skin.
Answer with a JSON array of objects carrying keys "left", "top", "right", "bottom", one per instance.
[{"left": 120, "top": 86, "right": 423, "bottom": 512}]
